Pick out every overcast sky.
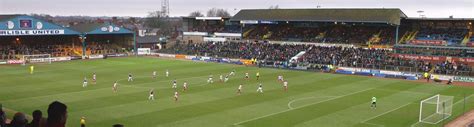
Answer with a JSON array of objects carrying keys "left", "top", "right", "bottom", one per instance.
[{"left": 0, "top": 0, "right": 473, "bottom": 18}]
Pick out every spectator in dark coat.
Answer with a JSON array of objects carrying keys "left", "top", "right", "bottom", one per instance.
[
  {"left": 46, "top": 101, "right": 67, "bottom": 127},
  {"left": 9, "top": 112, "right": 28, "bottom": 127},
  {"left": 0, "top": 104, "right": 6, "bottom": 127},
  {"left": 27, "top": 110, "right": 45, "bottom": 127}
]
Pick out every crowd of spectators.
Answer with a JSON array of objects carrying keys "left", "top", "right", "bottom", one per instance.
[
  {"left": 161, "top": 41, "right": 473, "bottom": 76},
  {"left": 166, "top": 41, "right": 310, "bottom": 62},
  {"left": 0, "top": 43, "right": 128, "bottom": 60},
  {"left": 245, "top": 25, "right": 396, "bottom": 44},
  {"left": 414, "top": 28, "right": 468, "bottom": 45},
  {"left": 434, "top": 61, "right": 472, "bottom": 76},
  {"left": 299, "top": 46, "right": 472, "bottom": 74},
  {"left": 301, "top": 47, "right": 391, "bottom": 67},
  {"left": 189, "top": 22, "right": 240, "bottom": 33},
  {"left": 0, "top": 44, "right": 71, "bottom": 60},
  {"left": 87, "top": 43, "right": 127, "bottom": 55},
  {"left": 394, "top": 46, "right": 474, "bottom": 58},
  {"left": 0, "top": 101, "right": 67, "bottom": 127}
]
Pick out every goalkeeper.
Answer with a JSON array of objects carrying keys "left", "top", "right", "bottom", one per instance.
[
  {"left": 371, "top": 96, "right": 377, "bottom": 109},
  {"left": 30, "top": 65, "right": 34, "bottom": 74}
]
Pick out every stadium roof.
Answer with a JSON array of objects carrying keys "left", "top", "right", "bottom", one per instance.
[
  {"left": 0, "top": 15, "right": 22, "bottom": 22},
  {"left": 0, "top": 15, "right": 81, "bottom": 36},
  {"left": 231, "top": 8, "right": 407, "bottom": 25},
  {"left": 137, "top": 35, "right": 160, "bottom": 44},
  {"left": 69, "top": 23, "right": 104, "bottom": 33},
  {"left": 69, "top": 22, "right": 134, "bottom": 35},
  {"left": 405, "top": 17, "right": 474, "bottom": 21}
]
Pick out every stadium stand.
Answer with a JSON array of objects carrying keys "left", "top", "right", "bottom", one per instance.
[
  {"left": 240, "top": 23, "right": 396, "bottom": 44},
  {"left": 0, "top": 15, "right": 135, "bottom": 60},
  {"left": 394, "top": 45, "right": 474, "bottom": 57},
  {"left": 165, "top": 41, "right": 310, "bottom": 62},
  {"left": 400, "top": 19, "right": 472, "bottom": 47},
  {"left": 160, "top": 41, "right": 473, "bottom": 76},
  {"left": 232, "top": 8, "right": 405, "bottom": 44},
  {"left": 1, "top": 10, "right": 473, "bottom": 77},
  {"left": 182, "top": 17, "right": 240, "bottom": 33}
]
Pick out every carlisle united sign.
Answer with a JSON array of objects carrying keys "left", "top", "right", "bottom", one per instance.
[{"left": 0, "top": 29, "right": 65, "bottom": 36}]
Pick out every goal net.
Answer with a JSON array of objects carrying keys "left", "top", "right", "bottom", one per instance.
[
  {"left": 22, "top": 54, "right": 52, "bottom": 65},
  {"left": 419, "top": 94, "right": 453, "bottom": 124}
]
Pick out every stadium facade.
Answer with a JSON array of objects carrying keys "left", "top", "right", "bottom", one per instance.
[{"left": 0, "top": 15, "right": 135, "bottom": 61}]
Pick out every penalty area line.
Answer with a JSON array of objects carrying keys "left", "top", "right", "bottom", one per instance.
[
  {"left": 287, "top": 96, "right": 339, "bottom": 109},
  {"left": 233, "top": 88, "right": 375, "bottom": 126},
  {"left": 360, "top": 103, "right": 411, "bottom": 126}
]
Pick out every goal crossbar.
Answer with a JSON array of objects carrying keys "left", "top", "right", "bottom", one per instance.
[
  {"left": 419, "top": 94, "right": 453, "bottom": 124},
  {"left": 22, "top": 54, "right": 52, "bottom": 65}
]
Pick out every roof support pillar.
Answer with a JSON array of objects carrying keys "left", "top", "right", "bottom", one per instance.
[
  {"left": 395, "top": 25, "right": 400, "bottom": 44},
  {"left": 80, "top": 34, "right": 87, "bottom": 59},
  {"left": 240, "top": 23, "right": 244, "bottom": 40},
  {"left": 133, "top": 33, "right": 137, "bottom": 56}
]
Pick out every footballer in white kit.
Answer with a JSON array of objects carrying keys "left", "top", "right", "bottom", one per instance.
[
  {"left": 113, "top": 81, "right": 118, "bottom": 92},
  {"left": 283, "top": 81, "right": 288, "bottom": 91},
  {"left": 153, "top": 71, "right": 157, "bottom": 78},
  {"left": 278, "top": 75, "right": 283, "bottom": 82},
  {"left": 174, "top": 91, "right": 179, "bottom": 102},
  {"left": 245, "top": 73, "right": 249, "bottom": 79},
  {"left": 224, "top": 75, "right": 229, "bottom": 83},
  {"left": 219, "top": 75, "right": 223, "bottom": 82},
  {"left": 82, "top": 77, "right": 88, "bottom": 87},
  {"left": 183, "top": 82, "right": 188, "bottom": 92},
  {"left": 207, "top": 75, "right": 214, "bottom": 84},
  {"left": 172, "top": 79, "right": 177, "bottom": 89},
  {"left": 257, "top": 83, "right": 263, "bottom": 93},
  {"left": 237, "top": 84, "right": 243, "bottom": 95},
  {"left": 230, "top": 70, "right": 235, "bottom": 76},
  {"left": 148, "top": 89, "right": 155, "bottom": 100},
  {"left": 166, "top": 70, "right": 169, "bottom": 77},
  {"left": 128, "top": 73, "right": 133, "bottom": 82},
  {"left": 92, "top": 72, "right": 97, "bottom": 84}
]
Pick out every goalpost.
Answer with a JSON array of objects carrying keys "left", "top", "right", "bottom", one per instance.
[
  {"left": 22, "top": 54, "right": 52, "bottom": 65},
  {"left": 419, "top": 94, "right": 453, "bottom": 124}
]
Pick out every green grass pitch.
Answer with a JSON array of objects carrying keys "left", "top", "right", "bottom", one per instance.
[{"left": 1, "top": 57, "right": 473, "bottom": 127}]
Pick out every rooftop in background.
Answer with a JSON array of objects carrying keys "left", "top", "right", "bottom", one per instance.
[{"left": 231, "top": 8, "right": 407, "bottom": 25}]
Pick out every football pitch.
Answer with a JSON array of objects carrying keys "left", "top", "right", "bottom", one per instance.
[{"left": 1, "top": 57, "right": 473, "bottom": 127}]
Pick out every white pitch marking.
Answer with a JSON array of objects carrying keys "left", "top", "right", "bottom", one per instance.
[
  {"left": 361, "top": 103, "right": 411, "bottom": 124},
  {"left": 233, "top": 88, "right": 375, "bottom": 126},
  {"left": 287, "top": 96, "right": 338, "bottom": 109},
  {"left": 362, "top": 121, "right": 385, "bottom": 127}
]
